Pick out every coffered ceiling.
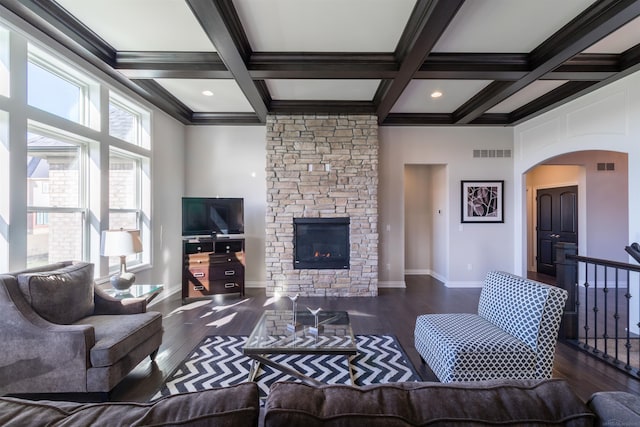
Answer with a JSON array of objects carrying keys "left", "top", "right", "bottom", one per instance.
[{"left": 3, "top": 0, "right": 640, "bottom": 126}]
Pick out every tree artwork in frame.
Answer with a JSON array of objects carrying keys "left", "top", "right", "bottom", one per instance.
[{"left": 461, "top": 180, "right": 504, "bottom": 223}]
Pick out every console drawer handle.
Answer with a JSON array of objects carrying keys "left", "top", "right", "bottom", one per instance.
[
  {"left": 224, "top": 283, "right": 237, "bottom": 288},
  {"left": 194, "top": 272, "right": 205, "bottom": 278},
  {"left": 193, "top": 285, "right": 204, "bottom": 291},
  {"left": 224, "top": 270, "right": 235, "bottom": 276}
]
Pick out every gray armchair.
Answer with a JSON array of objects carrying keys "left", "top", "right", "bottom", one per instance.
[{"left": 0, "top": 261, "right": 162, "bottom": 395}]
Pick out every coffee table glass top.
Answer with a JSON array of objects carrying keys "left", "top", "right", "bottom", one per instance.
[{"left": 243, "top": 310, "right": 356, "bottom": 355}]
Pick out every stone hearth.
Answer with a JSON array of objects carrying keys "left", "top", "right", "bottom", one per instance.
[{"left": 265, "top": 113, "right": 378, "bottom": 296}]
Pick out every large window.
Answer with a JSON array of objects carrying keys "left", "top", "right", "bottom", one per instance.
[
  {"left": 0, "top": 23, "right": 153, "bottom": 274},
  {"left": 109, "top": 149, "right": 144, "bottom": 269},
  {"left": 26, "top": 127, "right": 87, "bottom": 267},
  {"left": 27, "top": 44, "right": 99, "bottom": 130},
  {"left": 0, "top": 25, "right": 9, "bottom": 98},
  {"left": 109, "top": 92, "right": 150, "bottom": 148}
]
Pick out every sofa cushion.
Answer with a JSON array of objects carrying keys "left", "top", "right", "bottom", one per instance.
[
  {"left": 588, "top": 391, "right": 640, "bottom": 426},
  {"left": 265, "top": 379, "right": 596, "bottom": 427},
  {"left": 17, "top": 262, "right": 95, "bottom": 324},
  {"left": 0, "top": 383, "right": 260, "bottom": 427},
  {"left": 415, "top": 313, "right": 537, "bottom": 382},
  {"left": 76, "top": 311, "right": 163, "bottom": 367}
]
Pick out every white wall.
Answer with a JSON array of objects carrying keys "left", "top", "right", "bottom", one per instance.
[
  {"left": 135, "top": 114, "right": 185, "bottom": 298},
  {"left": 185, "top": 126, "right": 267, "bottom": 285},
  {"left": 514, "top": 70, "right": 640, "bottom": 274},
  {"left": 379, "top": 127, "right": 514, "bottom": 287}
]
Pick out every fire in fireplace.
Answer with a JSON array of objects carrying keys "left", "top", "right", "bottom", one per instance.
[{"left": 293, "top": 217, "right": 350, "bottom": 269}]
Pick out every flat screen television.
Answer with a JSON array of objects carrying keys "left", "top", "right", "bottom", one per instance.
[{"left": 182, "top": 197, "right": 244, "bottom": 236}]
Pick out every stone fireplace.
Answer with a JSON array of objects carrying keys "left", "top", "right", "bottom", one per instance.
[{"left": 265, "top": 113, "right": 378, "bottom": 297}]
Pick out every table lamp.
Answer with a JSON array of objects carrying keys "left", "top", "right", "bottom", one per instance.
[{"left": 101, "top": 229, "right": 143, "bottom": 292}]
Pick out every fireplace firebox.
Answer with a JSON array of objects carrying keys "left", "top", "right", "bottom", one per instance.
[{"left": 293, "top": 218, "right": 350, "bottom": 269}]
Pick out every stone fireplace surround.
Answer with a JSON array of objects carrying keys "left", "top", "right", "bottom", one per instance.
[{"left": 265, "top": 113, "right": 378, "bottom": 297}]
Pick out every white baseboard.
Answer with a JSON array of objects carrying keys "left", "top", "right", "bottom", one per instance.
[
  {"left": 245, "top": 281, "right": 266, "bottom": 288},
  {"left": 444, "top": 280, "right": 484, "bottom": 288},
  {"left": 405, "top": 269, "right": 432, "bottom": 275},
  {"left": 378, "top": 281, "right": 406, "bottom": 288}
]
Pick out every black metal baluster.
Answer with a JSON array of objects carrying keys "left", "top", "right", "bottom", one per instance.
[
  {"left": 593, "top": 263, "right": 599, "bottom": 355},
  {"left": 602, "top": 266, "right": 609, "bottom": 359},
  {"left": 624, "top": 269, "right": 632, "bottom": 371},
  {"left": 583, "top": 261, "right": 590, "bottom": 349},
  {"left": 613, "top": 268, "right": 620, "bottom": 364}
]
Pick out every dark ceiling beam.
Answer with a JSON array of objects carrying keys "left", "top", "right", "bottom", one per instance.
[
  {"left": 191, "top": 112, "right": 262, "bottom": 125},
  {"left": 375, "top": 0, "right": 466, "bottom": 124},
  {"left": 131, "top": 79, "right": 192, "bottom": 125},
  {"left": 454, "top": 0, "right": 640, "bottom": 124},
  {"left": 114, "top": 50, "right": 620, "bottom": 81},
  {"left": 415, "top": 53, "right": 529, "bottom": 80},
  {"left": 186, "top": 0, "right": 268, "bottom": 122},
  {"left": 116, "top": 51, "right": 232, "bottom": 79},
  {"left": 620, "top": 42, "right": 640, "bottom": 71},
  {"left": 248, "top": 52, "right": 398, "bottom": 79},
  {"left": 270, "top": 101, "right": 376, "bottom": 115},
  {"left": 382, "top": 113, "right": 455, "bottom": 126}
]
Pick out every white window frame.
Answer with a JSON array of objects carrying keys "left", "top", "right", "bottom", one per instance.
[
  {"left": 26, "top": 123, "right": 90, "bottom": 264},
  {"left": 27, "top": 44, "right": 100, "bottom": 130},
  {"left": 108, "top": 148, "right": 145, "bottom": 271},
  {"left": 109, "top": 91, "right": 150, "bottom": 149}
]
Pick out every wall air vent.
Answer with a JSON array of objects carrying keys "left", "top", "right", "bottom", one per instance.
[
  {"left": 596, "top": 162, "right": 615, "bottom": 171},
  {"left": 473, "top": 149, "right": 512, "bottom": 158}
]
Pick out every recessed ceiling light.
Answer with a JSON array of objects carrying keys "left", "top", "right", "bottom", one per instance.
[
  {"left": 431, "top": 91, "right": 443, "bottom": 98},
  {"left": 202, "top": 90, "right": 214, "bottom": 96}
]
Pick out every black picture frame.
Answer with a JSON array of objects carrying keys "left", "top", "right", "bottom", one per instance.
[{"left": 461, "top": 180, "right": 504, "bottom": 223}]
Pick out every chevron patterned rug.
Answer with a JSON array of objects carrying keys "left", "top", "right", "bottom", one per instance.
[{"left": 153, "top": 334, "right": 421, "bottom": 400}]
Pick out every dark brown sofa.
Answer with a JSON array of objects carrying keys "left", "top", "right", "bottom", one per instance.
[
  {"left": 1, "top": 379, "right": 639, "bottom": 426},
  {"left": 0, "top": 261, "right": 163, "bottom": 395}
]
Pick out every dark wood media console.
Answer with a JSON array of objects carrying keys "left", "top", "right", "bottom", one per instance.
[{"left": 182, "top": 237, "right": 245, "bottom": 302}]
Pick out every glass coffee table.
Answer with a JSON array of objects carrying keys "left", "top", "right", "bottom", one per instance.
[
  {"left": 243, "top": 310, "right": 358, "bottom": 385},
  {"left": 104, "top": 284, "right": 164, "bottom": 303}
]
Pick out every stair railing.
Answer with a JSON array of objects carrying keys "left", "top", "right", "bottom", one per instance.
[{"left": 555, "top": 242, "right": 640, "bottom": 377}]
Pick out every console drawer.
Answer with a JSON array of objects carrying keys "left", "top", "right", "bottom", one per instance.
[
  {"left": 188, "top": 252, "right": 211, "bottom": 264},
  {"left": 187, "top": 280, "right": 211, "bottom": 297},
  {"left": 209, "top": 279, "right": 242, "bottom": 294},
  {"left": 210, "top": 263, "right": 244, "bottom": 280},
  {"left": 186, "top": 265, "right": 210, "bottom": 281},
  {"left": 211, "top": 252, "right": 244, "bottom": 265}
]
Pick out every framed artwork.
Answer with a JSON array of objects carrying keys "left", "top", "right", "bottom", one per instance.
[{"left": 461, "top": 180, "right": 504, "bottom": 223}]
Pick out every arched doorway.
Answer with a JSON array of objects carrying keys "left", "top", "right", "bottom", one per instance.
[{"left": 525, "top": 150, "right": 629, "bottom": 277}]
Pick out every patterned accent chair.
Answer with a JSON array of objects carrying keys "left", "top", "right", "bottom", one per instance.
[{"left": 414, "top": 271, "right": 568, "bottom": 382}]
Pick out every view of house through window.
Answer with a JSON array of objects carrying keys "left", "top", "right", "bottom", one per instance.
[
  {"left": 26, "top": 130, "right": 86, "bottom": 267},
  {"left": 109, "top": 150, "right": 143, "bottom": 269},
  {"left": 3, "top": 22, "right": 152, "bottom": 273}
]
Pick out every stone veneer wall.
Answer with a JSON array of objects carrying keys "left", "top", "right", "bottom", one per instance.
[{"left": 265, "top": 114, "right": 378, "bottom": 297}]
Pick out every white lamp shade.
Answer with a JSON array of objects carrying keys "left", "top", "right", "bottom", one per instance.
[{"left": 101, "top": 230, "right": 143, "bottom": 256}]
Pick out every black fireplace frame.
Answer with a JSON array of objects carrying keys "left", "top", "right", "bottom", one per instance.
[{"left": 293, "top": 217, "right": 350, "bottom": 270}]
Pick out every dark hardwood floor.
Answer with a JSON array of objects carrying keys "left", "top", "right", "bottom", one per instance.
[{"left": 111, "top": 275, "right": 640, "bottom": 403}]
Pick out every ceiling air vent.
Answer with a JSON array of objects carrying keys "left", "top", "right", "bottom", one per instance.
[
  {"left": 473, "top": 149, "right": 512, "bottom": 158},
  {"left": 596, "top": 162, "right": 615, "bottom": 171}
]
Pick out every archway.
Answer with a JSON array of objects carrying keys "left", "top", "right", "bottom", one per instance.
[{"left": 524, "top": 150, "right": 629, "bottom": 276}]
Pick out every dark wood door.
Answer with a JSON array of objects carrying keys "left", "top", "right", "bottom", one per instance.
[{"left": 536, "top": 186, "right": 578, "bottom": 276}]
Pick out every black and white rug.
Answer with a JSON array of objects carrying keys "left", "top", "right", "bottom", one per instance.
[{"left": 153, "top": 334, "right": 422, "bottom": 399}]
